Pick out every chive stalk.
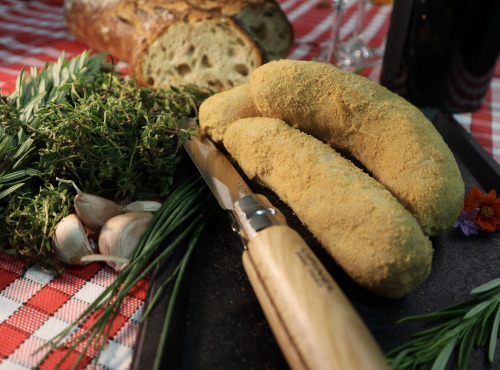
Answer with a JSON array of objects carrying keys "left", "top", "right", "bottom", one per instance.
[{"left": 152, "top": 208, "right": 214, "bottom": 370}]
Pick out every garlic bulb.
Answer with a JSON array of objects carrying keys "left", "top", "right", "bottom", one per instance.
[
  {"left": 52, "top": 213, "right": 95, "bottom": 265},
  {"left": 74, "top": 192, "right": 123, "bottom": 231},
  {"left": 98, "top": 212, "right": 153, "bottom": 272},
  {"left": 124, "top": 200, "right": 162, "bottom": 213}
]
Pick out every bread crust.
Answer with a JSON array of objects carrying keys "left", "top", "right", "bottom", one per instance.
[
  {"left": 249, "top": 60, "right": 464, "bottom": 236},
  {"left": 64, "top": 0, "right": 135, "bottom": 61},
  {"left": 186, "top": 0, "right": 268, "bottom": 12},
  {"left": 224, "top": 117, "right": 433, "bottom": 298}
]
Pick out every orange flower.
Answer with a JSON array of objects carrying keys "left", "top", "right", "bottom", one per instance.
[{"left": 463, "top": 186, "right": 500, "bottom": 232}]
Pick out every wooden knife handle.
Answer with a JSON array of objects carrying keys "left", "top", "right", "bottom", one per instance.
[{"left": 242, "top": 225, "right": 389, "bottom": 370}]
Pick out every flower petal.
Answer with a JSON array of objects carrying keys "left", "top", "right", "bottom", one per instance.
[
  {"left": 464, "top": 186, "right": 483, "bottom": 210},
  {"left": 476, "top": 219, "right": 497, "bottom": 233},
  {"left": 467, "top": 207, "right": 480, "bottom": 220}
]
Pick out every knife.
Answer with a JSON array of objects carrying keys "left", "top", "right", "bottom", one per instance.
[{"left": 177, "top": 118, "right": 389, "bottom": 370}]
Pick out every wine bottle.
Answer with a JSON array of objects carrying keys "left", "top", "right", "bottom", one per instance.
[{"left": 380, "top": 0, "right": 500, "bottom": 113}]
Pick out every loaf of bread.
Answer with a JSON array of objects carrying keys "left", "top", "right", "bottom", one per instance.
[
  {"left": 63, "top": 0, "right": 293, "bottom": 91},
  {"left": 249, "top": 60, "right": 464, "bottom": 237},
  {"left": 224, "top": 117, "right": 433, "bottom": 298}
]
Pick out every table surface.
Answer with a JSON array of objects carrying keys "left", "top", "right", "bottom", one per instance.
[{"left": 0, "top": 0, "right": 499, "bottom": 369}]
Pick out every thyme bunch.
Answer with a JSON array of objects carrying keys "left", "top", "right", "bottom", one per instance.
[
  {"left": 33, "top": 85, "right": 174, "bottom": 198},
  {"left": 30, "top": 74, "right": 212, "bottom": 198},
  {"left": 2, "top": 182, "right": 74, "bottom": 269},
  {"left": 387, "top": 278, "right": 500, "bottom": 370}
]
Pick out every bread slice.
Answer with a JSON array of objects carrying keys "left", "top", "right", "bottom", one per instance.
[
  {"left": 63, "top": 0, "right": 293, "bottom": 90},
  {"left": 233, "top": 3, "right": 293, "bottom": 61},
  {"left": 130, "top": 16, "right": 264, "bottom": 91},
  {"left": 186, "top": 0, "right": 294, "bottom": 61}
]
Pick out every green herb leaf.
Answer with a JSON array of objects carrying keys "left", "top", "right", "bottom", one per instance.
[
  {"left": 464, "top": 300, "right": 494, "bottom": 319},
  {"left": 472, "top": 278, "right": 500, "bottom": 294},
  {"left": 431, "top": 337, "right": 457, "bottom": 370},
  {"left": 489, "top": 305, "right": 500, "bottom": 361}
]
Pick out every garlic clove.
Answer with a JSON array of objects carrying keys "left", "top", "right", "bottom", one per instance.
[
  {"left": 57, "top": 177, "right": 124, "bottom": 231},
  {"left": 75, "top": 193, "right": 123, "bottom": 232},
  {"left": 52, "top": 213, "right": 95, "bottom": 265},
  {"left": 124, "top": 200, "right": 162, "bottom": 213},
  {"left": 98, "top": 212, "right": 153, "bottom": 272}
]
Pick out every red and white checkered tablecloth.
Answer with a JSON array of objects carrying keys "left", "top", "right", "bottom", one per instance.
[
  {"left": 0, "top": 253, "right": 145, "bottom": 369},
  {"left": 0, "top": 0, "right": 499, "bottom": 369}
]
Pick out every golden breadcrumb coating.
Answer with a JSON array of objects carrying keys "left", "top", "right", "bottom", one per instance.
[
  {"left": 224, "top": 117, "right": 433, "bottom": 298},
  {"left": 199, "top": 83, "right": 260, "bottom": 143},
  {"left": 249, "top": 60, "right": 464, "bottom": 237}
]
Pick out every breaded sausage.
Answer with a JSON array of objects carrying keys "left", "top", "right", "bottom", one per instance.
[
  {"left": 224, "top": 117, "right": 433, "bottom": 298},
  {"left": 199, "top": 83, "right": 260, "bottom": 143},
  {"left": 249, "top": 60, "right": 464, "bottom": 237}
]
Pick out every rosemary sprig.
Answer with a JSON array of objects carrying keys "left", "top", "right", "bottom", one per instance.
[
  {"left": 1, "top": 51, "right": 106, "bottom": 201},
  {"left": 9, "top": 50, "right": 105, "bottom": 124},
  {"left": 387, "top": 278, "right": 500, "bottom": 370},
  {"left": 0, "top": 97, "right": 38, "bottom": 200}
]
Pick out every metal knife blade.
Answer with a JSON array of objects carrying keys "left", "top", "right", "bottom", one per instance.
[
  {"left": 177, "top": 118, "right": 250, "bottom": 210},
  {"left": 176, "top": 118, "right": 389, "bottom": 370}
]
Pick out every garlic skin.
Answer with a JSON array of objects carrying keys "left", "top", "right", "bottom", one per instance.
[
  {"left": 74, "top": 193, "right": 123, "bottom": 232},
  {"left": 98, "top": 212, "right": 153, "bottom": 272},
  {"left": 52, "top": 213, "right": 95, "bottom": 265},
  {"left": 124, "top": 200, "right": 162, "bottom": 213}
]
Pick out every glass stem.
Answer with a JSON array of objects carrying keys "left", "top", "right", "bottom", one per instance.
[
  {"left": 354, "top": 0, "right": 367, "bottom": 39},
  {"left": 326, "top": 0, "right": 345, "bottom": 62}
]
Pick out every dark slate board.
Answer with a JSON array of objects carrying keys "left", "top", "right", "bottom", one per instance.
[{"left": 132, "top": 110, "right": 500, "bottom": 370}]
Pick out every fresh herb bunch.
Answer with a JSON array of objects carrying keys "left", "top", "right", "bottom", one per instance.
[
  {"left": 31, "top": 72, "right": 211, "bottom": 198},
  {"left": 3, "top": 182, "right": 74, "bottom": 262},
  {"left": 0, "top": 52, "right": 213, "bottom": 267},
  {"left": 0, "top": 52, "right": 108, "bottom": 268},
  {"left": 387, "top": 278, "right": 500, "bottom": 370},
  {"left": 1, "top": 51, "right": 218, "bottom": 368}
]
